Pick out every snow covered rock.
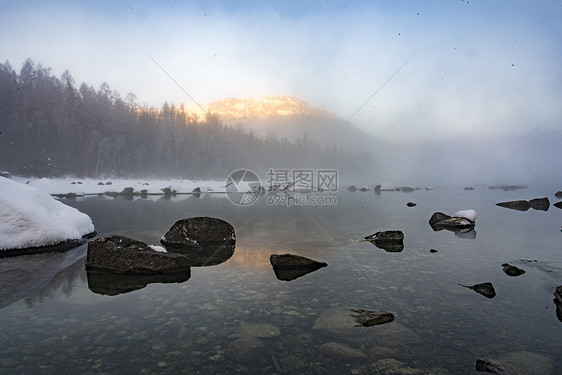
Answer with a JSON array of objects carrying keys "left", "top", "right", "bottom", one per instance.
[
  {"left": 429, "top": 210, "right": 476, "bottom": 231},
  {"left": 454, "top": 209, "right": 477, "bottom": 222},
  {"left": 0, "top": 177, "right": 94, "bottom": 254}
]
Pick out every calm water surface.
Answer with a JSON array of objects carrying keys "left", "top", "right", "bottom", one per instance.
[{"left": 1, "top": 187, "right": 561, "bottom": 374}]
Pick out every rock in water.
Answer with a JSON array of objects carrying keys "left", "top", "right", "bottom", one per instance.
[
  {"left": 429, "top": 211, "right": 475, "bottom": 231},
  {"left": 554, "top": 286, "right": 562, "bottom": 322},
  {"left": 475, "top": 358, "right": 505, "bottom": 373},
  {"left": 555, "top": 286, "right": 562, "bottom": 301},
  {"left": 554, "top": 202, "right": 562, "bottom": 209},
  {"left": 529, "top": 197, "right": 550, "bottom": 211},
  {"left": 556, "top": 191, "right": 562, "bottom": 199},
  {"left": 226, "top": 336, "right": 266, "bottom": 363},
  {"left": 313, "top": 307, "right": 394, "bottom": 331},
  {"left": 406, "top": 202, "right": 417, "bottom": 207},
  {"left": 270, "top": 253, "right": 327, "bottom": 269},
  {"left": 364, "top": 231, "right": 404, "bottom": 252},
  {"left": 502, "top": 263, "right": 526, "bottom": 276},
  {"left": 270, "top": 253, "right": 327, "bottom": 281},
  {"left": 364, "top": 231, "right": 404, "bottom": 242},
  {"left": 86, "top": 235, "right": 191, "bottom": 274},
  {"left": 161, "top": 217, "right": 235, "bottom": 249},
  {"left": 428, "top": 212, "right": 452, "bottom": 226},
  {"left": 476, "top": 351, "right": 554, "bottom": 375},
  {"left": 496, "top": 200, "right": 531, "bottom": 211},
  {"left": 459, "top": 282, "right": 496, "bottom": 298}
]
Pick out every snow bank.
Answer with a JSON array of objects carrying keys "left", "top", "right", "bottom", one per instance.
[
  {"left": 12, "top": 177, "right": 226, "bottom": 196},
  {"left": 0, "top": 177, "right": 95, "bottom": 250},
  {"left": 454, "top": 210, "right": 477, "bottom": 222}
]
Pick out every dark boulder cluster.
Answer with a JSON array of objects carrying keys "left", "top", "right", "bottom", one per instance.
[{"left": 86, "top": 217, "right": 236, "bottom": 295}]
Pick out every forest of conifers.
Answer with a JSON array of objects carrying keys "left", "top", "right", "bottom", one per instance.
[{"left": 0, "top": 59, "right": 369, "bottom": 179}]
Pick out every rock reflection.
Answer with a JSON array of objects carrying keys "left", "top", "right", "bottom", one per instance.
[
  {"left": 87, "top": 268, "right": 191, "bottom": 296},
  {"left": 272, "top": 265, "right": 326, "bottom": 281},
  {"left": 166, "top": 240, "right": 236, "bottom": 267}
]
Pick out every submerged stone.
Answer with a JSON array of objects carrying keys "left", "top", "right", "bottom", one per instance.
[
  {"left": 313, "top": 307, "right": 394, "bottom": 332},
  {"left": 319, "top": 342, "right": 367, "bottom": 361},
  {"left": 476, "top": 351, "right": 554, "bottom": 375}
]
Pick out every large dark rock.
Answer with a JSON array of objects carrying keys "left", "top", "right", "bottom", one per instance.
[
  {"left": 86, "top": 235, "right": 191, "bottom": 274},
  {"left": 496, "top": 200, "right": 531, "bottom": 211},
  {"left": 554, "top": 202, "right": 562, "bottom": 209},
  {"left": 528, "top": 197, "right": 550, "bottom": 211},
  {"left": 459, "top": 282, "right": 496, "bottom": 298},
  {"left": 161, "top": 217, "right": 236, "bottom": 249}
]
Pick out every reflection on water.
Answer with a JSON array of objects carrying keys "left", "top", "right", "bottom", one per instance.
[
  {"left": 1, "top": 188, "right": 561, "bottom": 374},
  {"left": 87, "top": 268, "right": 192, "bottom": 296}
]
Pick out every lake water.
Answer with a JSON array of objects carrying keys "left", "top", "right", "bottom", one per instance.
[{"left": 1, "top": 187, "right": 561, "bottom": 374}]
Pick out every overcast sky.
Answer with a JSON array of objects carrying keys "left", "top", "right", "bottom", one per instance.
[{"left": 1, "top": 0, "right": 561, "bottom": 143}]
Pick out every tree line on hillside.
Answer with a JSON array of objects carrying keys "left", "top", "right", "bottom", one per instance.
[{"left": 0, "top": 59, "right": 371, "bottom": 179}]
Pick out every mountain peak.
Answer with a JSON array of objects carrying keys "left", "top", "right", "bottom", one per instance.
[{"left": 192, "top": 96, "right": 337, "bottom": 121}]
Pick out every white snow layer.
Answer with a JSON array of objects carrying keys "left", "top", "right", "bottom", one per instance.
[
  {"left": 149, "top": 245, "right": 167, "bottom": 253},
  {"left": 454, "top": 210, "right": 477, "bottom": 222},
  {"left": 0, "top": 177, "right": 95, "bottom": 250}
]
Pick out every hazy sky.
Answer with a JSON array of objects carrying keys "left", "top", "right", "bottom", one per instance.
[{"left": 1, "top": 0, "right": 561, "bottom": 142}]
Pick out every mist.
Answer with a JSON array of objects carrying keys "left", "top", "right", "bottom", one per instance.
[{"left": 0, "top": 1, "right": 560, "bottom": 187}]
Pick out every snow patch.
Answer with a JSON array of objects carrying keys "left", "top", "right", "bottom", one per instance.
[
  {"left": 454, "top": 210, "right": 477, "bottom": 222},
  {"left": 0, "top": 177, "right": 94, "bottom": 250},
  {"left": 149, "top": 245, "right": 167, "bottom": 253}
]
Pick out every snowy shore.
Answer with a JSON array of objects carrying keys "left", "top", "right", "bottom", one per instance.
[
  {"left": 0, "top": 177, "right": 95, "bottom": 251},
  {"left": 11, "top": 176, "right": 227, "bottom": 196}
]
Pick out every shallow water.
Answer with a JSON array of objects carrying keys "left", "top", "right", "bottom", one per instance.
[{"left": 1, "top": 187, "right": 561, "bottom": 374}]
